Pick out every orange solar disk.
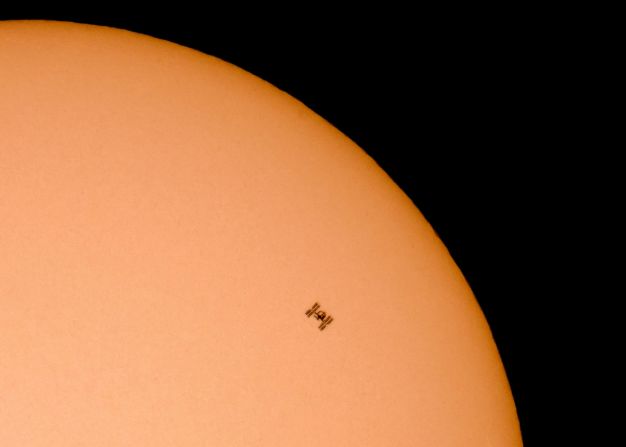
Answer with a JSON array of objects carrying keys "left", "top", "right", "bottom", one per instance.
[{"left": 0, "top": 20, "right": 522, "bottom": 446}]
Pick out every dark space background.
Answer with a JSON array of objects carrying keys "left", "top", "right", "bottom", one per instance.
[{"left": 1, "top": 11, "right": 556, "bottom": 445}]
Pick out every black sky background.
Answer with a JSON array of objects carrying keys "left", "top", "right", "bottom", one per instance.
[{"left": 1, "top": 11, "right": 557, "bottom": 444}]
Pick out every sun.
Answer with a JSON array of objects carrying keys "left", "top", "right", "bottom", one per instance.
[{"left": 0, "top": 20, "right": 522, "bottom": 446}]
